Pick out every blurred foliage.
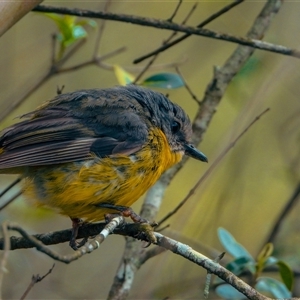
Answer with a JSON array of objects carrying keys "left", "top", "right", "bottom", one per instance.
[
  {"left": 114, "top": 64, "right": 184, "bottom": 89},
  {"left": 216, "top": 228, "right": 292, "bottom": 299},
  {"left": 0, "top": 1, "right": 300, "bottom": 299},
  {"left": 114, "top": 65, "right": 135, "bottom": 85},
  {"left": 43, "top": 13, "right": 96, "bottom": 59}
]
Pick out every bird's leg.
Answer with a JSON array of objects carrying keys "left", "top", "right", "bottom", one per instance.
[
  {"left": 69, "top": 217, "right": 88, "bottom": 250},
  {"left": 97, "top": 203, "right": 158, "bottom": 244},
  {"left": 97, "top": 203, "right": 157, "bottom": 225}
]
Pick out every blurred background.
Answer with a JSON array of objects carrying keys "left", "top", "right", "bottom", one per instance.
[{"left": 0, "top": 1, "right": 300, "bottom": 299}]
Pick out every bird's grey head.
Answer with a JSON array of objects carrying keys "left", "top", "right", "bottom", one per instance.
[{"left": 117, "top": 85, "right": 207, "bottom": 162}]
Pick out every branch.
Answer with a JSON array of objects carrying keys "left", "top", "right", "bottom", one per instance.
[
  {"left": 0, "top": 1, "right": 43, "bottom": 38},
  {"left": 0, "top": 224, "right": 271, "bottom": 300},
  {"left": 108, "top": 1, "right": 283, "bottom": 298},
  {"left": 158, "top": 108, "right": 270, "bottom": 227},
  {"left": 20, "top": 264, "right": 55, "bottom": 300},
  {"left": 134, "top": 0, "right": 245, "bottom": 64},
  {"left": 0, "top": 218, "right": 126, "bottom": 264},
  {"left": 0, "top": 177, "right": 22, "bottom": 198},
  {"left": 32, "top": 3, "right": 300, "bottom": 59},
  {"left": 175, "top": 67, "right": 201, "bottom": 104},
  {"left": 264, "top": 182, "right": 300, "bottom": 245},
  {"left": 0, "top": 191, "right": 23, "bottom": 211},
  {"left": 161, "top": 0, "right": 283, "bottom": 184},
  {"left": 167, "top": 0, "right": 182, "bottom": 23},
  {"left": 92, "top": 0, "right": 112, "bottom": 58},
  {"left": 0, "top": 41, "right": 124, "bottom": 122},
  {"left": 0, "top": 221, "right": 112, "bottom": 250},
  {"left": 155, "top": 233, "right": 270, "bottom": 300},
  {"left": 133, "top": 2, "right": 197, "bottom": 84}
]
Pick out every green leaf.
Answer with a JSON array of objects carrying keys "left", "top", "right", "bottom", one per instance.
[
  {"left": 264, "top": 256, "right": 278, "bottom": 267},
  {"left": 256, "top": 243, "right": 274, "bottom": 276},
  {"left": 215, "top": 284, "right": 247, "bottom": 300},
  {"left": 256, "top": 277, "right": 291, "bottom": 298},
  {"left": 257, "top": 243, "right": 273, "bottom": 262},
  {"left": 44, "top": 14, "right": 74, "bottom": 42},
  {"left": 217, "top": 228, "right": 254, "bottom": 260},
  {"left": 277, "top": 261, "right": 294, "bottom": 291},
  {"left": 72, "top": 26, "right": 87, "bottom": 40},
  {"left": 42, "top": 13, "right": 95, "bottom": 59},
  {"left": 113, "top": 65, "right": 135, "bottom": 85},
  {"left": 226, "top": 257, "right": 256, "bottom": 275},
  {"left": 141, "top": 73, "right": 184, "bottom": 89}
]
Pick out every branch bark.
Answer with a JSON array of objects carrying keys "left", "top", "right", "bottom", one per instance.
[
  {"left": 0, "top": 1, "right": 43, "bottom": 38},
  {"left": 0, "top": 223, "right": 271, "bottom": 300},
  {"left": 108, "top": 0, "right": 283, "bottom": 299},
  {"left": 0, "top": 1, "right": 289, "bottom": 299},
  {"left": 32, "top": 2, "right": 300, "bottom": 59}
]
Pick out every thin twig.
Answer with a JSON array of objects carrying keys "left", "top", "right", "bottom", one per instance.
[
  {"left": 0, "top": 38, "right": 87, "bottom": 122},
  {"left": 0, "top": 190, "right": 23, "bottom": 211},
  {"left": 0, "top": 71, "right": 52, "bottom": 122},
  {"left": 204, "top": 252, "right": 225, "bottom": 298},
  {"left": 153, "top": 0, "right": 282, "bottom": 195},
  {"left": 58, "top": 47, "right": 126, "bottom": 74},
  {"left": 32, "top": 4, "right": 299, "bottom": 61},
  {"left": 264, "top": 182, "right": 300, "bottom": 245},
  {"left": 175, "top": 67, "right": 201, "bottom": 104},
  {"left": 158, "top": 108, "right": 270, "bottom": 227},
  {"left": 0, "top": 176, "right": 22, "bottom": 198},
  {"left": 0, "top": 223, "right": 275, "bottom": 300},
  {"left": 20, "top": 264, "right": 55, "bottom": 300},
  {"left": 134, "top": 0, "right": 245, "bottom": 63},
  {"left": 132, "top": 55, "right": 157, "bottom": 84},
  {"left": 55, "top": 38, "right": 87, "bottom": 68},
  {"left": 166, "top": 2, "right": 197, "bottom": 42},
  {"left": 0, "top": 223, "right": 104, "bottom": 250},
  {"left": 93, "top": 0, "right": 112, "bottom": 58},
  {"left": 0, "top": 38, "right": 88, "bottom": 122},
  {"left": 1, "top": 217, "right": 124, "bottom": 263},
  {"left": 56, "top": 85, "right": 65, "bottom": 95},
  {"left": 108, "top": 2, "right": 281, "bottom": 298},
  {"left": 155, "top": 233, "right": 270, "bottom": 300},
  {"left": 0, "top": 223, "right": 295, "bottom": 300},
  {"left": 51, "top": 34, "right": 56, "bottom": 65},
  {"left": 167, "top": 0, "right": 182, "bottom": 22},
  {"left": 98, "top": 57, "right": 186, "bottom": 73},
  {"left": 0, "top": 42, "right": 124, "bottom": 122},
  {"left": 133, "top": 3, "right": 197, "bottom": 84}
]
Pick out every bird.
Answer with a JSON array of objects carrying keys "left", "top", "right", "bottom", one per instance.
[{"left": 0, "top": 85, "right": 207, "bottom": 249}]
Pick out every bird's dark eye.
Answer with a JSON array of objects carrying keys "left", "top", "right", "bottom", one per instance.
[{"left": 171, "top": 121, "right": 181, "bottom": 133}]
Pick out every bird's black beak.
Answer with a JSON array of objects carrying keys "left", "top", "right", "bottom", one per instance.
[{"left": 184, "top": 144, "right": 208, "bottom": 162}]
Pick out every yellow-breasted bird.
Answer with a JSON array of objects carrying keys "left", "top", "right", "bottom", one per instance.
[{"left": 0, "top": 85, "right": 207, "bottom": 248}]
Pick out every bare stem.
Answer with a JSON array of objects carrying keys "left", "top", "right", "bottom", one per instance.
[
  {"left": 133, "top": 2, "right": 197, "bottom": 84},
  {"left": 158, "top": 108, "right": 270, "bottom": 227},
  {"left": 93, "top": 0, "right": 112, "bottom": 58},
  {"left": 264, "top": 182, "right": 300, "bottom": 245},
  {"left": 135, "top": 0, "right": 245, "bottom": 63},
  {"left": 32, "top": 2, "right": 297, "bottom": 61},
  {"left": 20, "top": 264, "right": 55, "bottom": 300},
  {"left": 167, "top": 0, "right": 182, "bottom": 23}
]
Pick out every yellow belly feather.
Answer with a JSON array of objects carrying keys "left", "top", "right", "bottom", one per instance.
[{"left": 24, "top": 128, "right": 183, "bottom": 222}]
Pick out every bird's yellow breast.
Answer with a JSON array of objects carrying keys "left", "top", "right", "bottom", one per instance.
[{"left": 24, "top": 128, "right": 183, "bottom": 221}]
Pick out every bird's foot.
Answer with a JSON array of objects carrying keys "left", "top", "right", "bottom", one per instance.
[
  {"left": 100, "top": 203, "right": 158, "bottom": 245},
  {"left": 69, "top": 218, "right": 88, "bottom": 250}
]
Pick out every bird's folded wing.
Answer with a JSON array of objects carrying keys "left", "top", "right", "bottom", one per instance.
[{"left": 0, "top": 116, "right": 146, "bottom": 169}]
